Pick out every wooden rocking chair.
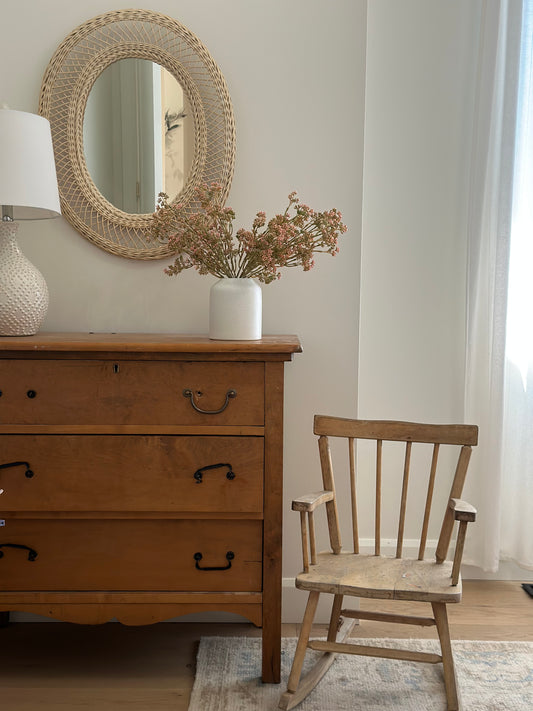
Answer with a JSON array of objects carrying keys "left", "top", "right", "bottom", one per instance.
[{"left": 279, "top": 416, "right": 478, "bottom": 711}]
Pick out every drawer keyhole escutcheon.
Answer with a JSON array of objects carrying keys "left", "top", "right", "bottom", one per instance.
[
  {"left": 193, "top": 462, "right": 235, "bottom": 483},
  {"left": 0, "top": 461, "right": 34, "bottom": 479},
  {"left": 194, "top": 551, "right": 234, "bottom": 571},
  {"left": 113, "top": 364, "right": 120, "bottom": 373},
  {"left": 0, "top": 543, "right": 38, "bottom": 561},
  {"left": 183, "top": 388, "right": 237, "bottom": 415}
]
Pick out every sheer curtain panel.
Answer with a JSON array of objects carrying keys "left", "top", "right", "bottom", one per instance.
[
  {"left": 463, "top": 0, "right": 523, "bottom": 572},
  {"left": 500, "top": 0, "right": 533, "bottom": 570}
]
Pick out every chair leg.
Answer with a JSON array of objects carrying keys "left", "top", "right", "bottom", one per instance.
[
  {"left": 432, "top": 602, "right": 459, "bottom": 711},
  {"left": 327, "top": 594, "right": 344, "bottom": 642},
  {"left": 286, "top": 591, "right": 320, "bottom": 693},
  {"left": 280, "top": 592, "right": 355, "bottom": 710}
]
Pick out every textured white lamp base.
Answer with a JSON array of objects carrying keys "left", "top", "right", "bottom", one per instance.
[
  {"left": 209, "top": 278, "right": 262, "bottom": 340},
  {"left": 0, "top": 221, "right": 49, "bottom": 336}
]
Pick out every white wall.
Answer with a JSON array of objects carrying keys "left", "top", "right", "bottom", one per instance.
[
  {"left": 1, "top": 0, "right": 365, "bottom": 621},
  {"left": 358, "top": 0, "right": 483, "bottom": 553},
  {"left": 360, "top": 0, "right": 481, "bottom": 424}
]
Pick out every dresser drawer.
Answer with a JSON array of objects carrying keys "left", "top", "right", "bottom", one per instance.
[
  {"left": 0, "top": 519, "right": 262, "bottom": 591},
  {"left": 0, "top": 360, "right": 264, "bottom": 426},
  {"left": 0, "top": 435, "right": 263, "bottom": 513}
]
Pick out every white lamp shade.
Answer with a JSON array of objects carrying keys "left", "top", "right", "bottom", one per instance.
[{"left": 0, "top": 108, "right": 61, "bottom": 220}]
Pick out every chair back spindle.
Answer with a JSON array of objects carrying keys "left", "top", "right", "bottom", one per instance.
[
  {"left": 313, "top": 416, "right": 478, "bottom": 562},
  {"left": 348, "top": 438, "right": 359, "bottom": 554},
  {"left": 375, "top": 439, "right": 382, "bottom": 556},
  {"left": 418, "top": 443, "right": 440, "bottom": 560},
  {"left": 396, "top": 441, "right": 412, "bottom": 558},
  {"left": 318, "top": 435, "right": 342, "bottom": 554}
]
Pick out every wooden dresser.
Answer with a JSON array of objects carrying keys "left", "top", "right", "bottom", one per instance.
[{"left": 0, "top": 333, "right": 301, "bottom": 683}]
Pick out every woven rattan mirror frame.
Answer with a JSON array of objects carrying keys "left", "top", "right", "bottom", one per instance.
[{"left": 39, "top": 9, "right": 235, "bottom": 260}]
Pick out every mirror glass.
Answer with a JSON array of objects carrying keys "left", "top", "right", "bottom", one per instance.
[{"left": 83, "top": 58, "right": 194, "bottom": 214}]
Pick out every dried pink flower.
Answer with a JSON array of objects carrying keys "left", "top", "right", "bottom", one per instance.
[{"left": 150, "top": 183, "right": 347, "bottom": 284}]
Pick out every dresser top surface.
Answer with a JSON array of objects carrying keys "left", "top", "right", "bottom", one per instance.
[{"left": 0, "top": 333, "right": 302, "bottom": 358}]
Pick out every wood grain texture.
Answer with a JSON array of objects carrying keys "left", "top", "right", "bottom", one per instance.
[
  {"left": 436, "top": 445, "right": 473, "bottom": 563},
  {"left": 0, "top": 435, "right": 264, "bottom": 513},
  {"left": 314, "top": 416, "right": 478, "bottom": 446},
  {"left": 0, "top": 333, "right": 301, "bottom": 685},
  {"left": 0, "top": 425, "right": 265, "bottom": 435},
  {"left": 291, "top": 490, "right": 334, "bottom": 512},
  {"left": 0, "top": 603, "right": 263, "bottom": 626},
  {"left": 0, "top": 332, "right": 302, "bottom": 356},
  {"left": 433, "top": 601, "right": 459, "bottom": 710},
  {"left": 262, "top": 361, "right": 285, "bottom": 683},
  {"left": 308, "top": 639, "right": 443, "bottom": 664},
  {"left": 449, "top": 498, "right": 477, "bottom": 521},
  {"left": 318, "top": 436, "right": 342, "bottom": 555},
  {"left": 0, "top": 360, "right": 265, "bottom": 426},
  {"left": 0, "top": 519, "right": 262, "bottom": 591},
  {"left": 419, "top": 443, "right": 440, "bottom": 560},
  {"left": 295, "top": 552, "right": 462, "bottom": 602}
]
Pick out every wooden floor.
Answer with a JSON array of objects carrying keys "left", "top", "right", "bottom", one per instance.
[{"left": 0, "top": 581, "right": 531, "bottom": 710}]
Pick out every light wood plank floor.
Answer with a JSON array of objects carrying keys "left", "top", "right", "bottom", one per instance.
[{"left": 0, "top": 581, "right": 531, "bottom": 710}]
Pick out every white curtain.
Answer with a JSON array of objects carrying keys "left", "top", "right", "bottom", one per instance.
[
  {"left": 500, "top": 0, "right": 533, "bottom": 570},
  {"left": 463, "top": 0, "right": 523, "bottom": 571}
]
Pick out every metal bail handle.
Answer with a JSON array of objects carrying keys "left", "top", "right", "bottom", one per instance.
[
  {"left": 0, "top": 543, "right": 38, "bottom": 561},
  {"left": 193, "top": 462, "right": 235, "bottom": 483},
  {"left": 194, "top": 551, "right": 235, "bottom": 571},
  {"left": 183, "top": 388, "right": 237, "bottom": 415},
  {"left": 0, "top": 461, "right": 34, "bottom": 478}
]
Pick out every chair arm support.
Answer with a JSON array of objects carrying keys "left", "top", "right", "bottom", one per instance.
[
  {"left": 449, "top": 497, "right": 477, "bottom": 522},
  {"left": 449, "top": 498, "right": 476, "bottom": 586},
  {"left": 292, "top": 490, "right": 334, "bottom": 513},
  {"left": 292, "top": 491, "right": 334, "bottom": 573}
]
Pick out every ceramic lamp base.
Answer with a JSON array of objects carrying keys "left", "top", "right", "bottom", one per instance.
[
  {"left": 209, "top": 277, "right": 262, "bottom": 340},
  {"left": 0, "top": 221, "right": 49, "bottom": 336}
]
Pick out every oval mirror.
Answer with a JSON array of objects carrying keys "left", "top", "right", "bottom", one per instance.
[
  {"left": 84, "top": 58, "right": 193, "bottom": 214},
  {"left": 39, "top": 9, "right": 235, "bottom": 260}
]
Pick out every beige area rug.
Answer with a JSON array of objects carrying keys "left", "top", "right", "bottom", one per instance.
[{"left": 188, "top": 637, "right": 533, "bottom": 710}]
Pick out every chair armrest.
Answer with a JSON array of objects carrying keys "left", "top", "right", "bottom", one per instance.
[
  {"left": 292, "top": 490, "right": 334, "bottom": 513},
  {"left": 449, "top": 498, "right": 477, "bottom": 522}
]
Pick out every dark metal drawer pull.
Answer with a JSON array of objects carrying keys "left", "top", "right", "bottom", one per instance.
[
  {"left": 0, "top": 543, "right": 38, "bottom": 561},
  {"left": 26, "top": 390, "right": 37, "bottom": 399},
  {"left": 194, "top": 551, "right": 234, "bottom": 571},
  {"left": 194, "top": 462, "right": 235, "bottom": 484},
  {"left": 183, "top": 388, "right": 237, "bottom": 415},
  {"left": 0, "top": 461, "right": 34, "bottom": 478}
]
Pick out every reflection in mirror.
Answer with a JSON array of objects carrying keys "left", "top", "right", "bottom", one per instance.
[{"left": 83, "top": 59, "right": 193, "bottom": 214}]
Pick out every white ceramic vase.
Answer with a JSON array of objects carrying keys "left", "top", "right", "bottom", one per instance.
[
  {"left": 209, "top": 277, "right": 262, "bottom": 340},
  {"left": 0, "top": 221, "right": 49, "bottom": 336}
]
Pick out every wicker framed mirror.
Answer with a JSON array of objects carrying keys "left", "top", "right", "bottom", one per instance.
[{"left": 39, "top": 9, "right": 235, "bottom": 260}]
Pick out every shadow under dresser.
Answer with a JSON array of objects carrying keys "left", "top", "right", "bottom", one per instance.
[{"left": 0, "top": 333, "right": 301, "bottom": 683}]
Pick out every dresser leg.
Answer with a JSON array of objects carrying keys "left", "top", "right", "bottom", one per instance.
[
  {"left": 0, "top": 612, "right": 10, "bottom": 627},
  {"left": 262, "top": 609, "right": 281, "bottom": 683},
  {"left": 261, "top": 361, "right": 284, "bottom": 684}
]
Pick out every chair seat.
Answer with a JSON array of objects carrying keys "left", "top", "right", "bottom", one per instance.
[{"left": 295, "top": 552, "right": 462, "bottom": 603}]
